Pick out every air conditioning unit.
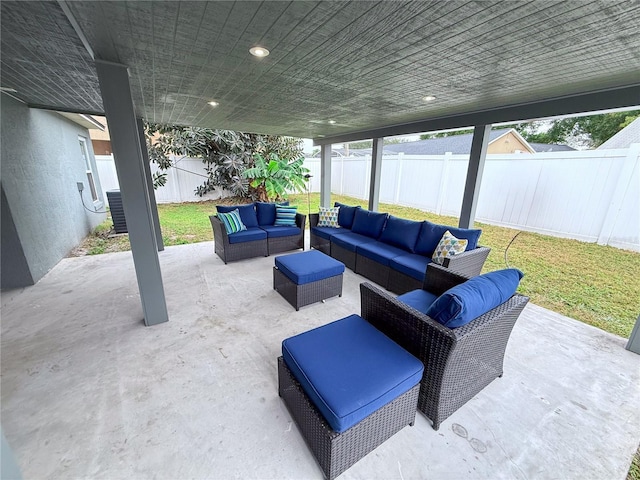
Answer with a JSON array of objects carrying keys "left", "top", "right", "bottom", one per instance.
[{"left": 106, "top": 190, "right": 128, "bottom": 234}]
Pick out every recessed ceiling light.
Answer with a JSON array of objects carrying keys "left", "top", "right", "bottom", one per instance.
[
  {"left": 422, "top": 95, "right": 436, "bottom": 102},
  {"left": 328, "top": 120, "right": 336, "bottom": 124},
  {"left": 249, "top": 46, "right": 270, "bottom": 57},
  {"left": 208, "top": 101, "right": 219, "bottom": 107}
]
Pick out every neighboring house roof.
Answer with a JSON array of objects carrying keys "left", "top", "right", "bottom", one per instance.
[
  {"left": 528, "top": 142, "right": 576, "bottom": 152},
  {"left": 383, "top": 128, "right": 536, "bottom": 155},
  {"left": 597, "top": 117, "right": 640, "bottom": 149}
]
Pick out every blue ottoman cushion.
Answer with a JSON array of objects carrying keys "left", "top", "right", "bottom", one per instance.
[
  {"left": 282, "top": 314, "right": 424, "bottom": 433},
  {"left": 275, "top": 250, "right": 345, "bottom": 285}
]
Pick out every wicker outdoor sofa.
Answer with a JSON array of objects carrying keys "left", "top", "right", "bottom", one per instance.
[
  {"left": 310, "top": 203, "right": 490, "bottom": 294},
  {"left": 209, "top": 202, "right": 305, "bottom": 263},
  {"left": 359, "top": 264, "right": 529, "bottom": 430}
]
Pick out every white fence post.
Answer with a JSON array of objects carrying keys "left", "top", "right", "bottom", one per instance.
[
  {"left": 394, "top": 153, "right": 404, "bottom": 204},
  {"left": 436, "top": 152, "right": 452, "bottom": 215}
]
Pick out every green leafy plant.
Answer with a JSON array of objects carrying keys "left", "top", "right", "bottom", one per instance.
[
  {"left": 242, "top": 153, "right": 309, "bottom": 201},
  {"left": 144, "top": 123, "right": 303, "bottom": 199}
]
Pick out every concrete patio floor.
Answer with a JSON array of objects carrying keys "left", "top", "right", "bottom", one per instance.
[{"left": 2, "top": 241, "right": 639, "bottom": 479}]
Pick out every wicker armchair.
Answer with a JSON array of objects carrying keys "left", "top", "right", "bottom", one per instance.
[{"left": 360, "top": 264, "right": 529, "bottom": 430}]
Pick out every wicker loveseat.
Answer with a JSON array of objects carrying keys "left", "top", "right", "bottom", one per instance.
[
  {"left": 359, "top": 264, "right": 529, "bottom": 430},
  {"left": 310, "top": 202, "right": 490, "bottom": 294},
  {"left": 210, "top": 202, "right": 305, "bottom": 264}
]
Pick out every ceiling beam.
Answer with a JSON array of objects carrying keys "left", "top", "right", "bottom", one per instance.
[{"left": 314, "top": 84, "right": 640, "bottom": 145}]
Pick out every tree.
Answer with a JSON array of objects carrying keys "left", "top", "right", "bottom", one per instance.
[{"left": 145, "top": 124, "right": 305, "bottom": 199}]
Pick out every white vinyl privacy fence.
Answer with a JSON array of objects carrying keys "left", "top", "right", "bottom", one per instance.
[
  {"left": 96, "top": 147, "right": 640, "bottom": 252},
  {"left": 304, "top": 146, "right": 640, "bottom": 252}
]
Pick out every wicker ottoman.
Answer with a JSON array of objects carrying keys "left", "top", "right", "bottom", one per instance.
[
  {"left": 279, "top": 314, "right": 423, "bottom": 479},
  {"left": 273, "top": 250, "right": 345, "bottom": 311}
]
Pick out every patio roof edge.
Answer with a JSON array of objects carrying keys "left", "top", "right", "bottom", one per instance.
[{"left": 313, "top": 84, "right": 640, "bottom": 145}]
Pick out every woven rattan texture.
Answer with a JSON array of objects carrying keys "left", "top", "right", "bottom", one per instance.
[
  {"left": 210, "top": 214, "right": 306, "bottom": 264},
  {"left": 273, "top": 267, "right": 343, "bottom": 311},
  {"left": 359, "top": 265, "right": 529, "bottom": 430},
  {"left": 329, "top": 244, "right": 356, "bottom": 271},
  {"left": 278, "top": 357, "right": 419, "bottom": 480},
  {"left": 355, "top": 254, "right": 389, "bottom": 288},
  {"left": 268, "top": 214, "right": 306, "bottom": 255},
  {"left": 210, "top": 215, "right": 267, "bottom": 263}
]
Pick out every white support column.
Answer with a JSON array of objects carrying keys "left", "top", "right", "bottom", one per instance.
[
  {"left": 95, "top": 60, "right": 169, "bottom": 326},
  {"left": 459, "top": 125, "right": 491, "bottom": 229},
  {"left": 368, "top": 137, "right": 383, "bottom": 211},
  {"left": 320, "top": 144, "right": 332, "bottom": 207},
  {"left": 136, "top": 118, "right": 164, "bottom": 252}
]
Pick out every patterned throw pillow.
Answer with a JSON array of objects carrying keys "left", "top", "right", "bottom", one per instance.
[
  {"left": 432, "top": 230, "right": 468, "bottom": 265},
  {"left": 274, "top": 205, "right": 298, "bottom": 226},
  {"left": 317, "top": 206, "right": 340, "bottom": 227},
  {"left": 218, "top": 209, "right": 247, "bottom": 234}
]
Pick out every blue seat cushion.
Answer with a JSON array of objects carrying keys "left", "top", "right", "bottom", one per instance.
[
  {"left": 275, "top": 250, "right": 345, "bottom": 285},
  {"left": 426, "top": 269, "right": 524, "bottom": 328},
  {"left": 255, "top": 201, "right": 289, "bottom": 226},
  {"left": 334, "top": 202, "right": 361, "bottom": 229},
  {"left": 389, "top": 254, "right": 432, "bottom": 281},
  {"left": 378, "top": 216, "right": 422, "bottom": 253},
  {"left": 351, "top": 209, "right": 388, "bottom": 239},
  {"left": 311, "top": 225, "right": 345, "bottom": 241},
  {"left": 227, "top": 227, "right": 267, "bottom": 244},
  {"left": 331, "top": 231, "right": 376, "bottom": 252},
  {"left": 397, "top": 289, "right": 439, "bottom": 314},
  {"left": 415, "top": 221, "right": 482, "bottom": 257},
  {"left": 356, "top": 241, "right": 407, "bottom": 266},
  {"left": 217, "top": 204, "right": 259, "bottom": 229},
  {"left": 282, "top": 314, "right": 424, "bottom": 433},
  {"left": 261, "top": 225, "right": 301, "bottom": 238}
]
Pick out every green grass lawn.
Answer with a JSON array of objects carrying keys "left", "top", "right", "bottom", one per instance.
[{"left": 75, "top": 193, "right": 640, "bottom": 339}]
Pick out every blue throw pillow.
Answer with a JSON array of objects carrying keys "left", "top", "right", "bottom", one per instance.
[
  {"left": 334, "top": 202, "right": 361, "bottom": 229},
  {"left": 217, "top": 209, "right": 247, "bottom": 235},
  {"left": 217, "top": 204, "right": 259, "bottom": 228},
  {"left": 425, "top": 269, "right": 524, "bottom": 328},
  {"left": 350, "top": 209, "right": 388, "bottom": 239},
  {"left": 256, "top": 201, "right": 289, "bottom": 226},
  {"left": 415, "top": 220, "right": 482, "bottom": 256},
  {"left": 274, "top": 205, "right": 298, "bottom": 226},
  {"left": 379, "top": 215, "right": 422, "bottom": 252}
]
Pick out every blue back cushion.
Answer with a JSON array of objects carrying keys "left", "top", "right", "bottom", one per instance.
[
  {"left": 255, "top": 201, "right": 289, "bottom": 226},
  {"left": 334, "top": 202, "right": 360, "bottom": 229},
  {"left": 282, "top": 314, "right": 423, "bottom": 433},
  {"left": 379, "top": 215, "right": 422, "bottom": 252},
  {"left": 350, "top": 209, "right": 388, "bottom": 239},
  {"left": 217, "top": 204, "right": 259, "bottom": 228},
  {"left": 426, "top": 269, "right": 524, "bottom": 328},
  {"left": 415, "top": 220, "right": 482, "bottom": 256}
]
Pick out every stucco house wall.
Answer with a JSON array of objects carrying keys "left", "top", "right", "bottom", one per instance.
[{"left": 1, "top": 95, "right": 106, "bottom": 289}]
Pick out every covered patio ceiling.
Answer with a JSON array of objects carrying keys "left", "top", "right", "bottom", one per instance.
[{"left": 1, "top": 1, "right": 639, "bottom": 142}]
